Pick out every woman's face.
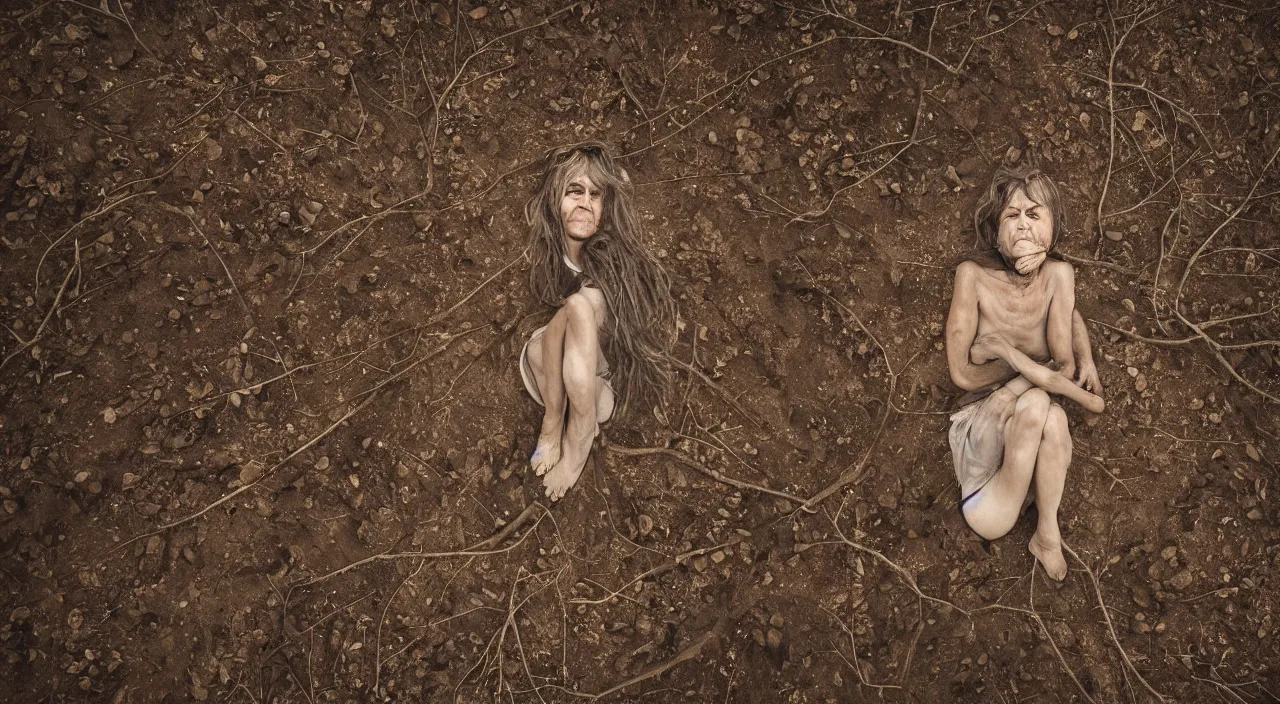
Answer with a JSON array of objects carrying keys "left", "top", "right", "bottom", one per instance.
[
  {"left": 996, "top": 188, "right": 1053, "bottom": 262},
  {"left": 559, "top": 171, "right": 603, "bottom": 242}
]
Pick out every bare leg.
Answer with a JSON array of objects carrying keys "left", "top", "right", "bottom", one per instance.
[
  {"left": 962, "top": 387, "right": 1050, "bottom": 540},
  {"left": 543, "top": 291, "right": 605, "bottom": 500},
  {"left": 1027, "top": 403, "right": 1071, "bottom": 580},
  {"left": 529, "top": 310, "right": 571, "bottom": 476}
]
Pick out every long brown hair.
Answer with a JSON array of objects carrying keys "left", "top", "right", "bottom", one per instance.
[
  {"left": 525, "top": 143, "right": 676, "bottom": 417},
  {"left": 969, "top": 161, "right": 1066, "bottom": 270}
]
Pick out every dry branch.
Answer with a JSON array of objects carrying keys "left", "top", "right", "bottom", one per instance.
[
  {"left": 35, "top": 190, "right": 153, "bottom": 294},
  {"left": 1, "top": 243, "right": 80, "bottom": 373},
  {"left": 606, "top": 444, "right": 806, "bottom": 504},
  {"left": 293, "top": 505, "right": 544, "bottom": 588},
  {"left": 1064, "top": 543, "right": 1167, "bottom": 703}
]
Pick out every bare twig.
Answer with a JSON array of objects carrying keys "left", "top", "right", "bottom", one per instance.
[
  {"left": 1063, "top": 543, "right": 1167, "bottom": 702},
  {"left": 35, "top": 191, "right": 153, "bottom": 294},
  {"left": 665, "top": 354, "right": 762, "bottom": 429},
  {"left": 294, "top": 505, "right": 545, "bottom": 588},
  {"left": 113, "top": 393, "right": 380, "bottom": 553},
  {"left": 606, "top": 444, "right": 807, "bottom": 505},
  {"left": 569, "top": 538, "right": 738, "bottom": 606},
  {"left": 2, "top": 243, "right": 80, "bottom": 373},
  {"left": 1175, "top": 140, "right": 1280, "bottom": 308}
]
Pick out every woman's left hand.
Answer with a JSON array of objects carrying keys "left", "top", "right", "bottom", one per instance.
[{"left": 1075, "top": 360, "right": 1102, "bottom": 395}]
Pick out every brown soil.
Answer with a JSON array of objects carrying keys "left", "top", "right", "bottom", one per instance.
[{"left": 2, "top": 1, "right": 1279, "bottom": 702}]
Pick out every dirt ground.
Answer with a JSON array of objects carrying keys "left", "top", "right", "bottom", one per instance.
[{"left": 2, "top": 0, "right": 1279, "bottom": 702}]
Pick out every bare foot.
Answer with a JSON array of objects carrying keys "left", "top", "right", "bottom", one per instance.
[
  {"left": 1029, "top": 531, "right": 1067, "bottom": 581},
  {"left": 543, "top": 420, "right": 597, "bottom": 501},
  {"left": 530, "top": 424, "right": 561, "bottom": 476}
]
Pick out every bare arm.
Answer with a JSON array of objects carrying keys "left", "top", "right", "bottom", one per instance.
[
  {"left": 1046, "top": 262, "right": 1076, "bottom": 378},
  {"left": 977, "top": 333, "right": 1105, "bottom": 413},
  {"left": 946, "top": 262, "right": 1016, "bottom": 391}
]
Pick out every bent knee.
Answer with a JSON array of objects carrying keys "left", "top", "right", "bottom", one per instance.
[
  {"left": 1013, "top": 387, "right": 1050, "bottom": 422},
  {"left": 563, "top": 291, "right": 602, "bottom": 324},
  {"left": 1042, "top": 403, "right": 1072, "bottom": 447}
]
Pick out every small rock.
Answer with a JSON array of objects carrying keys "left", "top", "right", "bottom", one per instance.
[
  {"left": 1134, "top": 373, "right": 1148, "bottom": 392},
  {"left": 1247, "top": 508, "right": 1263, "bottom": 520},
  {"left": 769, "top": 613, "right": 785, "bottom": 627},
  {"left": 1132, "top": 586, "right": 1152, "bottom": 609},
  {"left": 1131, "top": 110, "right": 1150, "bottom": 132},
  {"left": 1246, "top": 444, "right": 1261, "bottom": 462},
  {"left": 190, "top": 45, "right": 205, "bottom": 62},
  {"left": 711, "top": 550, "right": 726, "bottom": 564},
  {"left": 228, "top": 392, "right": 242, "bottom": 408},
  {"left": 1168, "top": 570, "right": 1193, "bottom": 591},
  {"left": 2, "top": 500, "right": 16, "bottom": 514},
  {"left": 239, "top": 464, "right": 263, "bottom": 485},
  {"left": 315, "top": 456, "right": 330, "bottom": 471},
  {"left": 1047, "top": 24, "right": 1064, "bottom": 36},
  {"left": 277, "top": 211, "right": 291, "bottom": 225},
  {"left": 692, "top": 556, "right": 708, "bottom": 572},
  {"left": 1160, "top": 546, "right": 1177, "bottom": 561},
  {"left": 1105, "top": 230, "right": 1124, "bottom": 242},
  {"left": 1067, "top": 28, "right": 1079, "bottom": 40},
  {"left": 766, "top": 628, "right": 783, "bottom": 649},
  {"left": 637, "top": 514, "right": 654, "bottom": 536},
  {"left": 121, "top": 473, "right": 139, "bottom": 489},
  {"left": 103, "top": 407, "right": 117, "bottom": 424},
  {"left": 469, "top": 6, "right": 488, "bottom": 19},
  {"left": 252, "top": 55, "right": 268, "bottom": 72},
  {"left": 168, "top": 308, "right": 181, "bottom": 320},
  {"left": 112, "top": 46, "right": 135, "bottom": 68},
  {"left": 752, "top": 628, "right": 766, "bottom": 646},
  {"left": 707, "top": 130, "right": 718, "bottom": 145}
]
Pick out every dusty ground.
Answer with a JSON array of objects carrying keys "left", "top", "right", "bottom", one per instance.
[{"left": 2, "top": 0, "right": 1279, "bottom": 702}]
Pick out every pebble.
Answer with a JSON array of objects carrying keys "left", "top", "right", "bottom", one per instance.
[
  {"left": 1105, "top": 230, "right": 1124, "bottom": 241},
  {"left": 766, "top": 628, "right": 783, "bottom": 649},
  {"left": 707, "top": 131, "right": 718, "bottom": 145},
  {"left": 315, "top": 456, "right": 330, "bottom": 471},
  {"left": 769, "top": 613, "right": 784, "bottom": 627},
  {"left": 103, "top": 407, "right": 117, "bottom": 424},
  {"left": 1168, "top": 570, "right": 1193, "bottom": 591},
  {"left": 168, "top": 308, "right": 181, "bottom": 321},
  {"left": 1047, "top": 24, "right": 1064, "bottom": 36}
]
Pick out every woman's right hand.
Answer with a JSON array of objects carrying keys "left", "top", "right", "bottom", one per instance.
[{"left": 969, "top": 333, "right": 1009, "bottom": 365}]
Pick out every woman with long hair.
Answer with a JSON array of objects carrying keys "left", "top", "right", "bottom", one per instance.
[
  {"left": 945, "top": 161, "right": 1104, "bottom": 579},
  {"left": 519, "top": 143, "right": 676, "bottom": 500}
]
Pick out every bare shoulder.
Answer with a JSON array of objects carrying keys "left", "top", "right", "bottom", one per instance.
[
  {"left": 954, "top": 259, "right": 981, "bottom": 285},
  {"left": 1045, "top": 259, "right": 1075, "bottom": 286}
]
